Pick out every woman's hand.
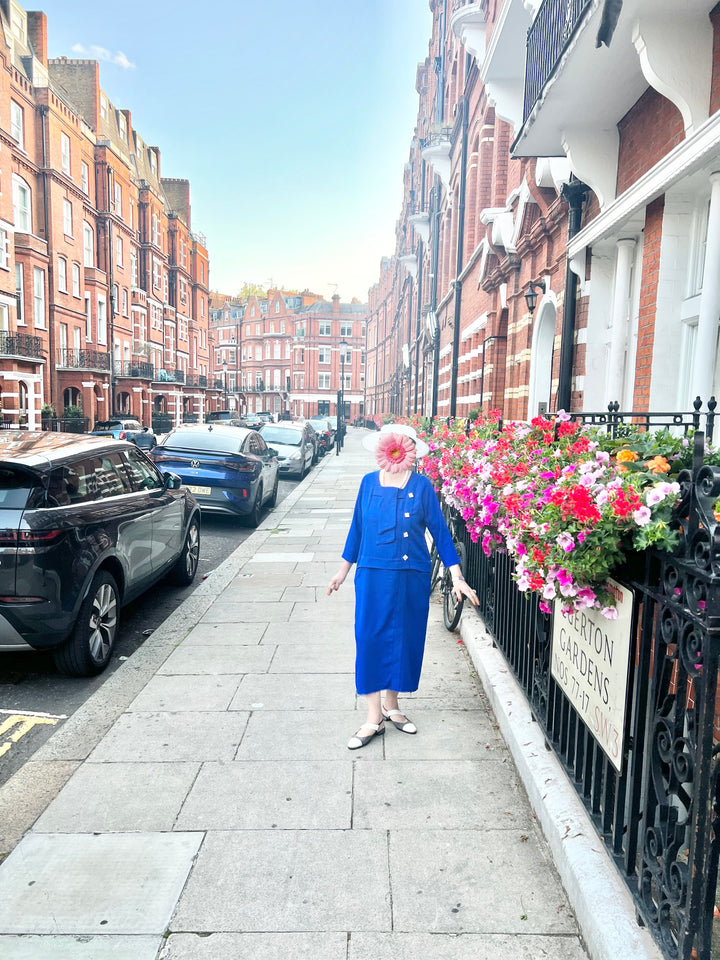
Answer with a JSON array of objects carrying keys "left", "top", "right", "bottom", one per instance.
[
  {"left": 327, "top": 560, "right": 353, "bottom": 595},
  {"left": 453, "top": 577, "right": 479, "bottom": 605}
]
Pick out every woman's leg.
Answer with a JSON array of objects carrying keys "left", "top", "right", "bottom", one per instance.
[
  {"left": 382, "top": 691, "right": 416, "bottom": 732},
  {"left": 355, "top": 690, "right": 382, "bottom": 736}
]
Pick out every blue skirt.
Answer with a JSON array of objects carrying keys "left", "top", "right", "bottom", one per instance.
[{"left": 353, "top": 567, "right": 431, "bottom": 695}]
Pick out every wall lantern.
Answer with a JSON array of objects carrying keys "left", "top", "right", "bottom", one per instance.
[{"left": 524, "top": 280, "right": 546, "bottom": 316}]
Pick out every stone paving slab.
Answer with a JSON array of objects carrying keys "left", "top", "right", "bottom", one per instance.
[
  {"left": 270, "top": 642, "right": 354, "bottom": 674},
  {"left": 180, "top": 621, "right": 266, "bottom": 645},
  {"left": 128, "top": 674, "right": 243, "bottom": 711},
  {"left": 389, "top": 828, "right": 578, "bottom": 934},
  {"left": 229, "top": 673, "right": 355, "bottom": 711},
  {"left": 157, "top": 644, "right": 275, "bottom": 676},
  {"left": 174, "top": 760, "right": 352, "bottom": 830},
  {"left": 353, "top": 759, "right": 528, "bottom": 829},
  {"left": 289, "top": 601, "right": 355, "bottom": 622},
  {"left": 261, "top": 621, "right": 352, "bottom": 644},
  {"left": 347, "top": 932, "right": 589, "bottom": 960},
  {"left": 159, "top": 932, "right": 348, "bottom": 960},
  {"left": 198, "top": 600, "right": 294, "bottom": 623},
  {"left": 89, "top": 712, "right": 249, "bottom": 762},
  {"left": 33, "top": 761, "right": 199, "bottom": 833},
  {"left": 382, "top": 708, "right": 506, "bottom": 760},
  {"left": 170, "top": 830, "right": 391, "bottom": 932},
  {"left": 0, "top": 935, "right": 162, "bottom": 960},
  {"left": 236, "top": 710, "right": 381, "bottom": 761},
  {"left": 0, "top": 832, "right": 202, "bottom": 934}
]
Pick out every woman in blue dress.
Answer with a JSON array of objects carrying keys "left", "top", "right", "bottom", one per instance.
[{"left": 327, "top": 424, "right": 479, "bottom": 749}]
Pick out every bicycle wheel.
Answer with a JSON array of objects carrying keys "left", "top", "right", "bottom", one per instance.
[
  {"left": 430, "top": 543, "right": 442, "bottom": 593},
  {"left": 443, "top": 540, "right": 467, "bottom": 631}
]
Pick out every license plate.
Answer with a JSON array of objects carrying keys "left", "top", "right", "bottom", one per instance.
[{"left": 186, "top": 485, "right": 211, "bottom": 495}]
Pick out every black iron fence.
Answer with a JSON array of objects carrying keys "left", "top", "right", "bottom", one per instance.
[
  {"left": 523, "top": 0, "right": 593, "bottom": 122},
  {"left": 570, "top": 397, "right": 717, "bottom": 446},
  {"left": 57, "top": 348, "right": 110, "bottom": 371},
  {"left": 456, "top": 432, "right": 720, "bottom": 960},
  {"left": 115, "top": 360, "right": 154, "bottom": 379},
  {"left": 0, "top": 331, "right": 43, "bottom": 359}
]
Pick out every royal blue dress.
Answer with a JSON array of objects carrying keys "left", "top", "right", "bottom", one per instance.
[{"left": 342, "top": 471, "right": 460, "bottom": 695}]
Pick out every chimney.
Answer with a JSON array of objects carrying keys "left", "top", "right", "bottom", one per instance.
[
  {"left": 332, "top": 293, "right": 340, "bottom": 315},
  {"left": 27, "top": 12, "right": 48, "bottom": 67}
]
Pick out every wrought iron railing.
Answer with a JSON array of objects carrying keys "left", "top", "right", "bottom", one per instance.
[
  {"left": 568, "top": 398, "right": 717, "bottom": 445},
  {"left": 0, "top": 331, "right": 43, "bottom": 359},
  {"left": 184, "top": 374, "right": 208, "bottom": 388},
  {"left": 115, "top": 360, "right": 155, "bottom": 379},
  {"left": 456, "top": 433, "right": 720, "bottom": 960},
  {"left": 523, "top": 0, "right": 593, "bottom": 122},
  {"left": 57, "top": 348, "right": 111, "bottom": 371}
]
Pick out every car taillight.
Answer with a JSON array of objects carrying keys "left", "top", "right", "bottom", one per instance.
[
  {"left": 219, "top": 459, "right": 255, "bottom": 472},
  {"left": 0, "top": 529, "right": 64, "bottom": 547},
  {"left": 119, "top": 431, "right": 127, "bottom": 439}
]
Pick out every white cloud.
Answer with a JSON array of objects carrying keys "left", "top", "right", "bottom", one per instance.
[{"left": 71, "top": 43, "right": 135, "bottom": 69}]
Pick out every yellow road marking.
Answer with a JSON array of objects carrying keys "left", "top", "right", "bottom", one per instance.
[{"left": 0, "top": 714, "right": 59, "bottom": 758}]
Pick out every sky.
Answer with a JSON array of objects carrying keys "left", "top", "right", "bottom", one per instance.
[{"left": 36, "top": 0, "right": 433, "bottom": 303}]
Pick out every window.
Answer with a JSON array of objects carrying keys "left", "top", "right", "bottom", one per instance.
[
  {"left": 152, "top": 258, "right": 160, "bottom": 290},
  {"left": 255, "top": 322, "right": 260, "bottom": 335},
  {"left": 340, "top": 322, "right": 353, "bottom": 337},
  {"left": 117, "top": 112, "right": 127, "bottom": 143},
  {"left": 116, "top": 235, "right": 123, "bottom": 267},
  {"left": 200, "top": 297, "right": 205, "bottom": 317},
  {"left": 274, "top": 341, "right": 280, "bottom": 359},
  {"left": 97, "top": 297, "right": 107, "bottom": 344},
  {"left": 111, "top": 284, "right": 119, "bottom": 314},
  {"left": 0, "top": 227, "right": 9, "bottom": 269},
  {"left": 251, "top": 305, "right": 256, "bottom": 318},
  {"left": 319, "top": 322, "right": 331, "bottom": 336},
  {"left": 12, "top": 176, "right": 31, "bottom": 232},
  {"left": 58, "top": 257, "right": 67, "bottom": 293},
  {"left": 122, "top": 288, "right": 128, "bottom": 315},
  {"left": 129, "top": 200, "right": 134, "bottom": 229},
  {"left": 341, "top": 347, "right": 352, "bottom": 366},
  {"left": 15, "top": 264, "right": 24, "bottom": 324},
  {"left": 100, "top": 95, "right": 109, "bottom": 122},
  {"left": 152, "top": 214, "right": 159, "bottom": 246},
  {"left": 85, "top": 294, "right": 92, "bottom": 340},
  {"left": 114, "top": 182, "right": 122, "bottom": 217},
  {"left": 318, "top": 373, "right": 331, "bottom": 389},
  {"left": 318, "top": 348, "right": 331, "bottom": 363},
  {"left": 72, "top": 262, "right": 80, "bottom": 297},
  {"left": 60, "top": 133, "right": 71, "bottom": 175},
  {"left": 83, "top": 222, "right": 94, "bottom": 267},
  {"left": 33, "top": 267, "right": 45, "bottom": 328},
  {"left": 130, "top": 253, "right": 137, "bottom": 287},
  {"left": 10, "top": 101, "right": 23, "bottom": 148},
  {"left": 255, "top": 345, "right": 262, "bottom": 360},
  {"left": 81, "top": 161, "right": 89, "bottom": 195},
  {"left": 275, "top": 301, "right": 280, "bottom": 314},
  {"left": 63, "top": 199, "right": 72, "bottom": 236}
]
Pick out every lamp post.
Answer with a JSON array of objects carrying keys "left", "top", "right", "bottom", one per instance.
[
  {"left": 339, "top": 338, "right": 348, "bottom": 451},
  {"left": 222, "top": 359, "right": 228, "bottom": 410}
]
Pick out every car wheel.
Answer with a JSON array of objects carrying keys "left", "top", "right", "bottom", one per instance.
[
  {"left": 247, "top": 482, "right": 263, "bottom": 527},
  {"left": 268, "top": 473, "right": 279, "bottom": 508},
  {"left": 170, "top": 517, "right": 200, "bottom": 585},
  {"left": 53, "top": 570, "right": 119, "bottom": 677}
]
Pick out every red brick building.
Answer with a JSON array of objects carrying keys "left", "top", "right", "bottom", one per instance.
[
  {"left": 368, "top": 0, "right": 720, "bottom": 423},
  {"left": 1, "top": 2, "right": 214, "bottom": 430}
]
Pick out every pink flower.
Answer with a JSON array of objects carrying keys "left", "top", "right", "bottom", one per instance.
[
  {"left": 539, "top": 601, "right": 552, "bottom": 614},
  {"left": 574, "top": 587, "right": 596, "bottom": 610},
  {"left": 556, "top": 531, "right": 575, "bottom": 552},
  {"left": 633, "top": 506, "right": 652, "bottom": 527},
  {"left": 601, "top": 606, "right": 619, "bottom": 620},
  {"left": 375, "top": 432, "right": 417, "bottom": 473}
]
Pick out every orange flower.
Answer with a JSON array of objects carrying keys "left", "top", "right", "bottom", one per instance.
[
  {"left": 645, "top": 455, "right": 671, "bottom": 474},
  {"left": 617, "top": 449, "right": 639, "bottom": 463}
]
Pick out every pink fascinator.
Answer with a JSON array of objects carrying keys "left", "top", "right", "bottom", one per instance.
[{"left": 374, "top": 431, "right": 417, "bottom": 473}]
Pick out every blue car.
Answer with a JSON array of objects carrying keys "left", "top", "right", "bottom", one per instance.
[{"left": 151, "top": 424, "right": 279, "bottom": 526}]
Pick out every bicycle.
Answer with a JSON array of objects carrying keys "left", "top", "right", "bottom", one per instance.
[{"left": 428, "top": 501, "right": 468, "bottom": 631}]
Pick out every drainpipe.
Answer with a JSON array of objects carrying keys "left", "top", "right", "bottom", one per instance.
[
  {"left": 556, "top": 178, "right": 588, "bottom": 412},
  {"left": 40, "top": 105, "right": 55, "bottom": 412},
  {"left": 449, "top": 89, "right": 469, "bottom": 418}
]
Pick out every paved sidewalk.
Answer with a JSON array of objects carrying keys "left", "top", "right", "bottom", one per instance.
[{"left": 0, "top": 430, "right": 589, "bottom": 960}]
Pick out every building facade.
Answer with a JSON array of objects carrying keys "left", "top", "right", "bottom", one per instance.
[
  {"left": 368, "top": 0, "right": 720, "bottom": 424},
  {"left": 1, "top": 0, "right": 214, "bottom": 430}
]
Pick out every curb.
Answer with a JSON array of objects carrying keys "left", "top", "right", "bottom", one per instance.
[
  {"left": 459, "top": 609, "right": 662, "bottom": 960},
  {"left": 0, "top": 452, "right": 335, "bottom": 854}
]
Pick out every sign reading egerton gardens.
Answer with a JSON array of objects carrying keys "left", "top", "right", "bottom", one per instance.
[{"left": 551, "top": 579, "right": 634, "bottom": 772}]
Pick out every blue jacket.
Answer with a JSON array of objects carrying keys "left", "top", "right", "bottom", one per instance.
[{"left": 342, "top": 471, "right": 460, "bottom": 572}]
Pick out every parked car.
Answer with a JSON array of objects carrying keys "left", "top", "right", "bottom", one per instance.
[
  {"left": 308, "top": 417, "right": 334, "bottom": 454},
  {"left": 151, "top": 424, "right": 279, "bottom": 526},
  {"left": 310, "top": 414, "right": 336, "bottom": 441},
  {"left": 0, "top": 431, "right": 200, "bottom": 676},
  {"left": 206, "top": 411, "right": 244, "bottom": 426},
  {"left": 91, "top": 418, "right": 157, "bottom": 450},
  {"left": 243, "top": 413, "right": 265, "bottom": 430},
  {"left": 259, "top": 421, "right": 315, "bottom": 479}
]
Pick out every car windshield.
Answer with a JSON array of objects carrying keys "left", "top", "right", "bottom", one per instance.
[
  {"left": 93, "top": 421, "right": 124, "bottom": 430},
  {"left": 162, "top": 429, "right": 244, "bottom": 454},
  {"left": 312, "top": 420, "right": 329, "bottom": 430},
  {"left": 261, "top": 427, "right": 302, "bottom": 446}
]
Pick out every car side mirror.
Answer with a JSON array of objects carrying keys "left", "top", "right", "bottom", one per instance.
[
  {"left": 267, "top": 447, "right": 278, "bottom": 457},
  {"left": 163, "top": 471, "right": 182, "bottom": 491}
]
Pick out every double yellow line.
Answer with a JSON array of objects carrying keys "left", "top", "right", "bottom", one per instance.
[{"left": 0, "top": 710, "right": 66, "bottom": 758}]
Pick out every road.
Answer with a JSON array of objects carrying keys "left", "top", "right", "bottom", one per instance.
[{"left": 0, "top": 477, "right": 298, "bottom": 787}]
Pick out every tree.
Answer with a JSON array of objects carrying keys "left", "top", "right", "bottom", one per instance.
[{"left": 236, "top": 282, "right": 267, "bottom": 300}]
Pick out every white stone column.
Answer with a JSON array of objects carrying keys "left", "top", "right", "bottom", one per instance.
[
  {"left": 694, "top": 172, "right": 720, "bottom": 404},
  {"left": 607, "top": 238, "right": 636, "bottom": 404}
]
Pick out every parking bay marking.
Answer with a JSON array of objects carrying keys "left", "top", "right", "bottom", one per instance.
[{"left": 0, "top": 710, "right": 66, "bottom": 758}]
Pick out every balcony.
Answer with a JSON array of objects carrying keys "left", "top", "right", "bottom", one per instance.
[
  {"left": 420, "top": 128, "right": 453, "bottom": 188},
  {"left": 153, "top": 368, "right": 185, "bottom": 384},
  {"left": 115, "top": 360, "right": 154, "bottom": 379},
  {"left": 479, "top": 0, "right": 533, "bottom": 129},
  {"left": 449, "top": 0, "right": 486, "bottom": 62},
  {"left": 57, "top": 348, "right": 110, "bottom": 371},
  {"left": 0, "top": 331, "right": 44, "bottom": 360},
  {"left": 184, "top": 374, "right": 208, "bottom": 388}
]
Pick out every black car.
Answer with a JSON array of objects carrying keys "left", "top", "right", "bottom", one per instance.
[
  {"left": 151, "top": 424, "right": 279, "bottom": 526},
  {"left": 91, "top": 418, "right": 157, "bottom": 450},
  {"left": 0, "top": 431, "right": 200, "bottom": 676}
]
